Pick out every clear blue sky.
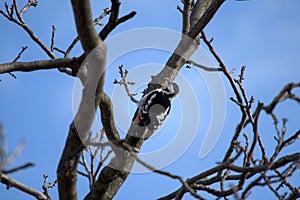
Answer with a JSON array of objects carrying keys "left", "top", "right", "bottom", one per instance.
[{"left": 0, "top": 0, "right": 299, "bottom": 199}]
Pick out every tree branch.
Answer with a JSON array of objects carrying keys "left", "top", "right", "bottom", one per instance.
[
  {"left": 149, "top": 0, "right": 225, "bottom": 91},
  {"left": 263, "top": 82, "right": 300, "bottom": 114},
  {"left": 113, "top": 65, "right": 138, "bottom": 103},
  {"left": 0, "top": 57, "right": 82, "bottom": 75},
  {"left": 99, "top": 92, "right": 121, "bottom": 142},
  {"left": 99, "top": 0, "right": 136, "bottom": 41},
  {"left": 57, "top": 0, "right": 107, "bottom": 199},
  {"left": 1, "top": 0, "right": 56, "bottom": 59},
  {"left": 1, "top": 162, "right": 34, "bottom": 174},
  {"left": 181, "top": 0, "right": 192, "bottom": 35},
  {"left": 186, "top": 59, "right": 222, "bottom": 71},
  {"left": 159, "top": 152, "right": 300, "bottom": 199},
  {"left": 84, "top": 1, "right": 226, "bottom": 199},
  {"left": 0, "top": 173, "right": 48, "bottom": 200},
  {"left": 71, "top": 0, "right": 102, "bottom": 53}
]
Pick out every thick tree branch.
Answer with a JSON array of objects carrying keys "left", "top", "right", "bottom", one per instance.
[
  {"left": 188, "top": 0, "right": 225, "bottom": 39},
  {"left": 149, "top": 0, "right": 225, "bottom": 91},
  {"left": 71, "top": 0, "right": 102, "bottom": 53},
  {"left": 57, "top": 122, "right": 84, "bottom": 200},
  {"left": 0, "top": 57, "right": 82, "bottom": 75},
  {"left": 85, "top": 1, "right": 226, "bottom": 199},
  {"left": 64, "top": 8, "right": 110, "bottom": 58},
  {"left": 57, "top": 0, "right": 107, "bottom": 200},
  {"left": 99, "top": 92, "right": 120, "bottom": 142}
]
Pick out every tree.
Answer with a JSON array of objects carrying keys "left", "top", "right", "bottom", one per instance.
[{"left": 0, "top": 0, "right": 299, "bottom": 199}]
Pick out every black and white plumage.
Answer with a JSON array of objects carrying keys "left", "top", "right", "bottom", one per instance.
[{"left": 132, "top": 82, "right": 179, "bottom": 138}]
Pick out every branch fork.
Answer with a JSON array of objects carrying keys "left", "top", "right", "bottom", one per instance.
[{"left": 113, "top": 65, "right": 138, "bottom": 103}]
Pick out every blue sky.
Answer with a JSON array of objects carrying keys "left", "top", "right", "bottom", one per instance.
[{"left": 0, "top": 0, "right": 300, "bottom": 199}]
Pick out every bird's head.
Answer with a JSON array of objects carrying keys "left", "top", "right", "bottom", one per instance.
[{"left": 164, "top": 82, "right": 179, "bottom": 98}]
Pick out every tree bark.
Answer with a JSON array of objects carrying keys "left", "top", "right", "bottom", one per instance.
[
  {"left": 57, "top": 0, "right": 106, "bottom": 199},
  {"left": 84, "top": 0, "right": 225, "bottom": 199}
]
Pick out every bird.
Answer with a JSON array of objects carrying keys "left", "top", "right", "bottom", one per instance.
[{"left": 129, "top": 82, "right": 179, "bottom": 144}]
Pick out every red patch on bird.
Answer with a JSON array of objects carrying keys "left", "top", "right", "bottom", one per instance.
[{"left": 133, "top": 113, "right": 140, "bottom": 124}]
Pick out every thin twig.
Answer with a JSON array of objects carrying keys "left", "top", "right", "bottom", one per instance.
[
  {"left": 1, "top": 0, "right": 55, "bottom": 59},
  {"left": 50, "top": 25, "right": 56, "bottom": 52},
  {"left": 13, "top": 46, "right": 28, "bottom": 62},
  {"left": 20, "top": 0, "right": 38, "bottom": 16},
  {"left": 65, "top": 8, "right": 111, "bottom": 58},
  {"left": 2, "top": 162, "right": 34, "bottom": 174},
  {"left": 186, "top": 59, "right": 223, "bottom": 71},
  {"left": 77, "top": 170, "right": 89, "bottom": 178},
  {"left": 53, "top": 47, "right": 65, "bottom": 55},
  {"left": 8, "top": 46, "right": 28, "bottom": 79},
  {"left": 94, "top": 7, "right": 110, "bottom": 25},
  {"left": 114, "top": 65, "right": 138, "bottom": 103},
  {"left": 42, "top": 174, "right": 57, "bottom": 200},
  {"left": 263, "top": 82, "right": 300, "bottom": 114}
]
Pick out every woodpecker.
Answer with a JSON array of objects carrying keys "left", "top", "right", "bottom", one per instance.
[{"left": 131, "top": 82, "right": 179, "bottom": 140}]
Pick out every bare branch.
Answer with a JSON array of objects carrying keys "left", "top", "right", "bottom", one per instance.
[
  {"left": 80, "top": 150, "right": 91, "bottom": 177},
  {"left": 57, "top": 0, "right": 107, "bottom": 199},
  {"left": 71, "top": 0, "right": 102, "bottom": 53},
  {"left": 94, "top": 7, "right": 110, "bottom": 26},
  {"left": 42, "top": 174, "right": 57, "bottom": 200},
  {"left": 98, "top": 0, "right": 137, "bottom": 41},
  {"left": 186, "top": 59, "right": 222, "bottom": 71},
  {"left": 177, "top": 5, "right": 183, "bottom": 14},
  {"left": 94, "top": 150, "right": 113, "bottom": 181},
  {"left": 263, "top": 82, "right": 300, "bottom": 114},
  {"left": 135, "top": 154, "right": 204, "bottom": 200},
  {"left": 245, "top": 102, "right": 263, "bottom": 166},
  {"left": 99, "top": 92, "right": 121, "bottom": 142},
  {"left": 13, "top": 46, "right": 28, "bottom": 62},
  {"left": 0, "top": 57, "right": 82, "bottom": 75},
  {"left": 181, "top": 0, "right": 192, "bottom": 35},
  {"left": 201, "top": 32, "right": 251, "bottom": 174},
  {"left": 65, "top": 8, "right": 111, "bottom": 58},
  {"left": 113, "top": 65, "right": 138, "bottom": 103},
  {"left": 20, "top": 0, "right": 38, "bottom": 16},
  {"left": 149, "top": 0, "right": 225, "bottom": 91},
  {"left": 0, "top": 0, "right": 55, "bottom": 59},
  {"left": 57, "top": 122, "right": 84, "bottom": 200},
  {"left": 53, "top": 47, "right": 66, "bottom": 55},
  {"left": 6, "top": 46, "right": 28, "bottom": 79},
  {"left": 1, "top": 162, "right": 34, "bottom": 174},
  {"left": 273, "top": 168, "right": 300, "bottom": 197},
  {"left": 160, "top": 152, "right": 300, "bottom": 199},
  {"left": 0, "top": 173, "right": 48, "bottom": 200},
  {"left": 116, "top": 11, "right": 136, "bottom": 24},
  {"left": 77, "top": 170, "right": 89, "bottom": 178},
  {"left": 50, "top": 25, "right": 56, "bottom": 52},
  {"left": 238, "top": 66, "right": 246, "bottom": 83},
  {"left": 65, "top": 37, "right": 80, "bottom": 58},
  {"left": 188, "top": 0, "right": 225, "bottom": 39},
  {"left": 0, "top": 124, "right": 27, "bottom": 173},
  {"left": 201, "top": 31, "right": 244, "bottom": 104}
]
